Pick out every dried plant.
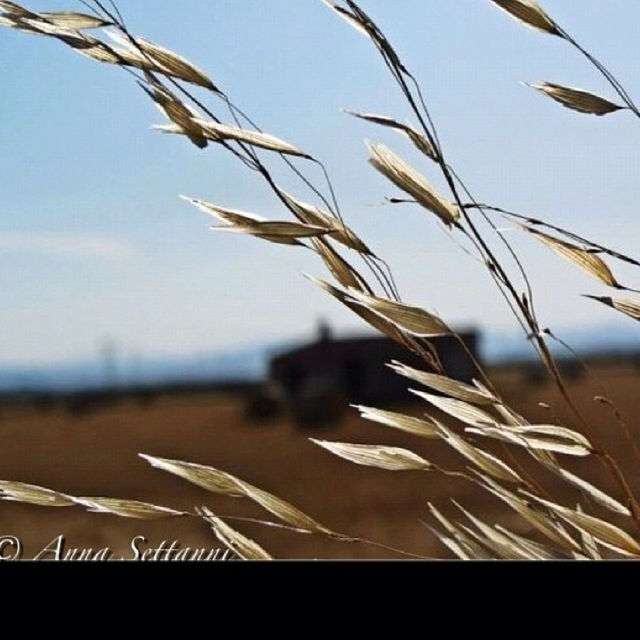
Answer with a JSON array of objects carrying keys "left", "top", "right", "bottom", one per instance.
[{"left": 1, "top": 0, "right": 640, "bottom": 560}]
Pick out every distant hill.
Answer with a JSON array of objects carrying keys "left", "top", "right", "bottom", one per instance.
[
  {"left": 0, "top": 342, "right": 280, "bottom": 392},
  {"left": 482, "top": 322, "right": 640, "bottom": 363}
]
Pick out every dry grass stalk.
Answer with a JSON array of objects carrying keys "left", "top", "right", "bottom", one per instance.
[
  {"left": 305, "top": 275, "right": 406, "bottom": 343},
  {"left": 0, "top": 480, "right": 75, "bottom": 507},
  {"left": 465, "top": 424, "right": 593, "bottom": 457},
  {"left": 490, "top": 0, "right": 560, "bottom": 36},
  {"left": 547, "top": 467, "right": 630, "bottom": 516},
  {"left": 427, "top": 502, "right": 494, "bottom": 559},
  {"left": 0, "top": 479, "right": 185, "bottom": 518},
  {"left": 132, "top": 36, "right": 215, "bottom": 90},
  {"left": 310, "top": 439, "right": 432, "bottom": 471},
  {"left": 522, "top": 225, "right": 620, "bottom": 288},
  {"left": 181, "top": 196, "right": 330, "bottom": 245},
  {"left": 494, "top": 524, "right": 557, "bottom": 559},
  {"left": 102, "top": 28, "right": 217, "bottom": 90},
  {"left": 411, "top": 390, "right": 498, "bottom": 428},
  {"left": 526, "top": 81, "right": 625, "bottom": 116},
  {"left": 141, "top": 454, "right": 333, "bottom": 534},
  {"left": 344, "top": 110, "right": 437, "bottom": 160},
  {"left": 199, "top": 507, "right": 272, "bottom": 560},
  {"left": 367, "top": 142, "right": 459, "bottom": 227},
  {"left": 193, "top": 120, "right": 307, "bottom": 156},
  {"left": 37, "top": 11, "right": 110, "bottom": 29},
  {"left": 389, "top": 361, "right": 497, "bottom": 405},
  {"left": 353, "top": 405, "right": 439, "bottom": 439},
  {"left": 431, "top": 421, "right": 522, "bottom": 484},
  {"left": 347, "top": 289, "right": 451, "bottom": 337},
  {"left": 474, "top": 473, "right": 581, "bottom": 553},
  {"left": 278, "top": 188, "right": 372, "bottom": 254},
  {"left": 310, "top": 238, "right": 368, "bottom": 290},
  {"left": 524, "top": 493, "right": 640, "bottom": 557},
  {"left": 584, "top": 295, "right": 640, "bottom": 322}
]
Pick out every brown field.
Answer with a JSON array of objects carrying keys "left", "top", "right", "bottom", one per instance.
[{"left": 1, "top": 359, "right": 640, "bottom": 560}]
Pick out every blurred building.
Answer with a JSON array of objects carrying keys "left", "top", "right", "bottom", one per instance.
[{"left": 267, "top": 324, "right": 480, "bottom": 426}]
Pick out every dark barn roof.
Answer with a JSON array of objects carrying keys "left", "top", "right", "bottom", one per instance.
[{"left": 269, "top": 327, "right": 480, "bottom": 424}]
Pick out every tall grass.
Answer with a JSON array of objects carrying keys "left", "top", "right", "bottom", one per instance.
[{"left": 1, "top": 0, "right": 640, "bottom": 559}]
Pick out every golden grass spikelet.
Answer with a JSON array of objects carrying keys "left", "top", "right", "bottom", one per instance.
[
  {"left": 181, "top": 196, "right": 328, "bottom": 245},
  {"left": 344, "top": 110, "right": 437, "bottom": 160},
  {"left": 71, "top": 497, "right": 185, "bottom": 519},
  {"left": 466, "top": 424, "right": 593, "bottom": 457},
  {"left": 576, "top": 504, "right": 602, "bottom": 560},
  {"left": 353, "top": 405, "right": 439, "bottom": 438},
  {"left": 456, "top": 523, "right": 503, "bottom": 558},
  {"left": 342, "top": 1, "right": 409, "bottom": 74},
  {"left": 0, "top": 479, "right": 185, "bottom": 518},
  {"left": 550, "top": 467, "right": 630, "bottom": 516},
  {"left": 105, "top": 37, "right": 184, "bottom": 76},
  {"left": 199, "top": 507, "right": 272, "bottom": 560},
  {"left": 0, "top": 1, "right": 36, "bottom": 18},
  {"left": 140, "top": 454, "right": 246, "bottom": 497},
  {"left": 194, "top": 119, "right": 307, "bottom": 156},
  {"left": 230, "top": 478, "right": 332, "bottom": 533},
  {"left": 39, "top": 11, "right": 111, "bottom": 30},
  {"left": 306, "top": 275, "right": 407, "bottom": 343},
  {"left": 492, "top": 401, "right": 528, "bottom": 427},
  {"left": 215, "top": 221, "right": 330, "bottom": 243},
  {"left": 347, "top": 289, "right": 450, "bottom": 337},
  {"left": 181, "top": 196, "right": 263, "bottom": 225},
  {"left": 135, "top": 36, "right": 216, "bottom": 90},
  {"left": 523, "top": 226, "right": 619, "bottom": 288},
  {"left": 0, "top": 8, "right": 110, "bottom": 30},
  {"left": 412, "top": 390, "right": 498, "bottom": 427},
  {"left": 103, "top": 29, "right": 216, "bottom": 90},
  {"left": 320, "top": 0, "right": 369, "bottom": 37},
  {"left": 584, "top": 295, "right": 640, "bottom": 322},
  {"left": 367, "top": 142, "right": 459, "bottom": 226},
  {"left": 0, "top": 14, "right": 126, "bottom": 69},
  {"left": 276, "top": 189, "right": 335, "bottom": 226},
  {"left": 155, "top": 119, "right": 307, "bottom": 156},
  {"left": 427, "top": 503, "right": 492, "bottom": 559},
  {"left": 433, "top": 421, "right": 522, "bottom": 483},
  {"left": 475, "top": 472, "right": 581, "bottom": 552},
  {"left": 527, "top": 82, "right": 625, "bottom": 116},
  {"left": 5, "top": 17, "right": 53, "bottom": 35},
  {"left": 490, "top": 0, "right": 560, "bottom": 36},
  {"left": 75, "top": 40, "right": 123, "bottom": 64},
  {"left": 390, "top": 361, "right": 497, "bottom": 405},
  {"left": 141, "top": 454, "right": 331, "bottom": 534},
  {"left": 310, "top": 238, "right": 366, "bottom": 289},
  {"left": 311, "top": 439, "right": 431, "bottom": 471},
  {"left": 425, "top": 525, "right": 473, "bottom": 559},
  {"left": 144, "top": 81, "right": 209, "bottom": 149},
  {"left": 453, "top": 501, "right": 533, "bottom": 559},
  {"left": 278, "top": 188, "right": 372, "bottom": 254},
  {"left": 0, "top": 480, "right": 75, "bottom": 507},
  {"left": 5, "top": 16, "right": 76, "bottom": 37},
  {"left": 494, "top": 525, "right": 556, "bottom": 559},
  {"left": 525, "top": 493, "right": 640, "bottom": 557}
]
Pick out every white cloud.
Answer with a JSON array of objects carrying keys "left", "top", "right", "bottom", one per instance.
[{"left": 0, "top": 232, "right": 141, "bottom": 267}]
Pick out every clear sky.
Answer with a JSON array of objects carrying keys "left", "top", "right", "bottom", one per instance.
[{"left": 1, "top": 0, "right": 639, "bottom": 365}]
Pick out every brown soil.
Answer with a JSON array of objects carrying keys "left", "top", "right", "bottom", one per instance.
[{"left": 1, "top": 360, "right": 639, "bottom": 560}]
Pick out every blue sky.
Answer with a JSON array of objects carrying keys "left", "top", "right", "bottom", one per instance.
[{"left": 1, "top": 0, "right": 639, "bottom": 365}]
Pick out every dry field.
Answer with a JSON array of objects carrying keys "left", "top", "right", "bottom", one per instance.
[{"left": 1, "top": 359, "right": 639, "bottom": 560}]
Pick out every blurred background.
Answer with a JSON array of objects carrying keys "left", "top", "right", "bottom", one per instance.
[{"left": 1, "top": 1, "right": 639, "bottom": 558}]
